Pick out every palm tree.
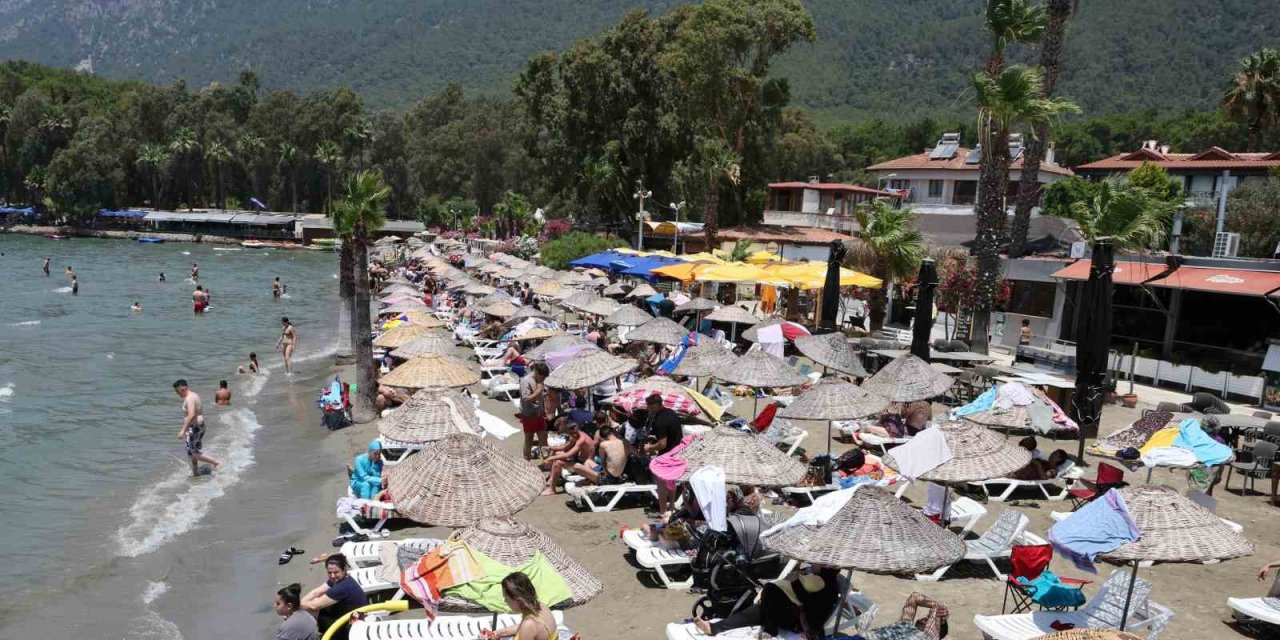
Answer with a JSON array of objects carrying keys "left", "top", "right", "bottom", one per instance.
[
  {"left": 168, "top": 127, "right": 200, "bottom": 210},
  {"left": 983, "top": 0, "right": 1045, "bottom": 75},
  {"left": 0, "top": 105, "right": 10, "bottom": 203},
  {"left": 1068, "top": 179, "right": 1173, "bottom": 251},
  {"left": 204, "top": 140, "right": 232, "bottom": 209},
  {"left": 685, "top": 137, "right": 740, "bottom": 251},
  {"left": 315, "top": 140, "right": 341, "bottom": 215},
  {"left": 332, "top": 170, "right": 390, "bottom": 421},
  {"left": 971, "top": 66, "right": 1079, "bottom": 353},
  {"left": 1223, "top": 48, "right": 1280, "bottom": 152},
  {"left": 850, "top": 200, "right": 924, "bottom": 331},
  {"left": 135, "top": 144, "right": 168, "bottom": 207},
  {"left": 344, "top": 120, "right": 373, "bottom": 172},
  {"left": 277, "top": 142, "right": 301, "bottom": 213},
  {"left": 238, "top": 133, "right": 266, "bottom": 200},
  {"left": 1009, "top": 0, "right": 1074, "bottom": 258}
]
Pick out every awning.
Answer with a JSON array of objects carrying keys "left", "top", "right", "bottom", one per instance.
[
  {"left": 97, "top": 209, "right": 147, "bottom": 218},
  {"left": 569, "top": 251, "right": 632, "bottom": 269},
  {"left": 1053, "top": 260, "right": 1280, "bottom": 297}
]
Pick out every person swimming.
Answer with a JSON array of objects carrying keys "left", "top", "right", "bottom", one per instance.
[
  {"left": 158, "top": 272, "right": 166, "bottom": 283},
  {"left": 214, "top": 380, "right": 231, "bottom": 406},
  {"left": 131, "top": 302, "right": 142, "bottom": 312},
  {"left": 237, "top": 352, "right": 261, "bottom": 375},
  {"left": 71, "top": 275, "right": 78, "bottom": 295}
]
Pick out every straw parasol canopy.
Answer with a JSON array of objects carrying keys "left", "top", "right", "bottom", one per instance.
[
  {"left": 962, "top": 406, "right": 1032, "bottom": 431},
  {"left": 715, "top": 350, "right": 808, "bottom": 388},
  {"left": 476, "top": 291, "right": 513, "bottom": 307},
  {"left": 795, "top": 332, "right": 868, "bottom": 376},
  {"left": 380, "top": 353, "right": 481, "bottom": 389},
  {"left": 380, "top": 284, "right": 420, "bottom": 296},
  {"left": 524, "top": 335, "right": 597, "bottom": 361},
  {"left": 463, "top": 283, "right": 497, "bottom": 296},
  {"left": 544, "top": 350, "right": 637, "bottom": 389},
  {"left": 506, "top": 306, "right": 552, "bottom": 323},
  {"left": 551, "top": 286, "right": 581, "bottom": 302},
  {"left": 626, "top": 316, "right": 694, "bottom": 346},
  {"left": 678, "top": 427, "right": 807, "bottom": 486},
  {"left": 375, "top": 323, "right": 446, "bottom": 349},
  {"left": 671, "top": 343, "right": 738, "bottom": 378},
  {"left": 533, "top": 280, "right": 564, "bottom": 297},
  {"left": 675, "top": 298, "right": 719, "bottom": 314},
  {"left": 479, "top": 300, "right": 518, "bottom": 318},
  {"left": 511, "top": 327, "right": 565, "bottom": 342},
  {"left": 400, "top": 311, "right": 448, "bottom": 328},
  {"left": 454, "top": 518, "right": 604, "bottom": 609},
  {"left": 626, "top": 283, "right": 658, "bottom": 299},
  {"left": 381, "top": 299, "right": 429, "bottom": 315},
  {"left": 1098, "top": 484, "right": 1253, "bottom": 564},
  {"left": 861, "top": 354, "right": 953, "bottom": 402},
  {"left": 558, "top": 271, "right": 593, "bottom": 284},
  {"left": 379, "top": 387, "right": 482, "bottom": 443},
  {"left": 580, "top": 298, "right": 620, "bottom": 318},
  {"left": 390, "top": 331, "right": 456, "bottom": 359},
  {"left": 704, "top": 305, "right": 761, "bottom": 326},
  {"left": 740, "top": 317, "right": 784, "bottom": 342},
  {"left": 779, "top": 378, "right": 888, "bottom": 421},
  {"left": 604, "top": 304, "right": 653, "bottom": 327},
  {"left": 763, "top": 486, "right": 965, "bottom": 574},
  {"left": 562, "top": 291, "right": 600, "bottom": 311},
  {"left": 385, "top": 434, "right": 543, "bottom": 526},
  {"left": 884, "top": 421, "right": 1031, "bottom": 483},
  {"left": 601, "top": 282, "right": 630, "bottom": 297}
]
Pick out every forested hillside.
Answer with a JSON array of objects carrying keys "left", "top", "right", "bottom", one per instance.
[{"left": 0, "top": 0, "right": 1274, "bottom": 119}]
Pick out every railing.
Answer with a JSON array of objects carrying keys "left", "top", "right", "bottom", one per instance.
[{"left": 1186, "top": 191, "right": 1221, "bottom": 208}]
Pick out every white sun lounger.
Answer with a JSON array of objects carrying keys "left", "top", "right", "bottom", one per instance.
[
  {"left": 665, "top": 589, "right": 878, "bottom": 639},
  {"left": 352, "top": 566, "right": 402, "bottom": 598},
  {"left": 635, "top": 546, "right": 697, "bottom": 589},
  {"left": 834, "top": 421, "right": 910, "bottom": 455},
  {"left": 565, "top": 480, "right": 657, "bottom": 512},
  {"left": 350, "top": 612, "right": 568, "bottom": 640},
  {"left": 377, "top": 435, "right": 424, "bottom": 466},
  {"left": 917, "top": 510, "right": 1033, "bottom": 581},
  {"left": 973, "top": 569, "right": 1173, "bottom": 640},
  {"left": 968, "top": 460, "right": 1079, "bottom": 502},
  {"left": 339, "top": 537, "right": 444, "bottom": 568},
  {"left": 1229, "top": 597, "right": 1280, "bottom": 627}
]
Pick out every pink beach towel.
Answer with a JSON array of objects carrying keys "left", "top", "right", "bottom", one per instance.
[{"left": 650, "top": 434, "right": 697, "bottom": 489}]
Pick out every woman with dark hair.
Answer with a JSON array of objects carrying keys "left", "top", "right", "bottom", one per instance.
[
  {"left": 302, "top": 553, "right": 366, "bottom": 640},
  {"left": 274, "top": 583, "right": 318, "bottom": 640},
  {"left": 479, "top": 573, "right": 558, "bottom": 640}
]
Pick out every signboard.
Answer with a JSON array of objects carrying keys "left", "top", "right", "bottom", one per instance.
[
  {"left": 1070, "top": 241, "right": 1086, "bottom": 259},
  {"left": 952, "top": 310, "right": 973, "bottom": 342}
]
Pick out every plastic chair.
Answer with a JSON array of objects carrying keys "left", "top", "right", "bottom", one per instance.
[
  {"left": 1226, "top": 440, "right": 1278, "bottom": 495},
  {"left": 1002, "top": 544, "right": 1091, "bottom": 613},
  {"left": 1068, "top": 463, "right": 1125, "bottom": 510}
]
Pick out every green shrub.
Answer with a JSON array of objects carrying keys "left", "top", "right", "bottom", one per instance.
[{"left": 539, "top": 232, "right": 627, "bottom": 270}]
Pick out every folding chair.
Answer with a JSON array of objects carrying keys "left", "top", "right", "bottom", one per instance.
[
  {"left": 1002, "top": 544, "right": 1090, "bottom": 614},
  {"left": 1067, "top": 462, "right": 1125, "bottom": 510}
]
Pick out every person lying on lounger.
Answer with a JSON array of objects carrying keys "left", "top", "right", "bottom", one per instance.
[{"left": 692, "top": 566, "right": 841, "bottom": 639}]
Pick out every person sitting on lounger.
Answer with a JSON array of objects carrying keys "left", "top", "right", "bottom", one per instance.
[
  {"left": 1008, "top": 449, "right": 1070, "bottom": 481},
  {"left": 865, "top": 592, "right": 949, "bottom": 640},
  {"left": 349, "top": 440, "right": 384, "bottom": 500},
  {"left": 693, "top": 566, "right": 841, "bottom": 639},
  {"left": 303, "top": 554, "right": 367, "bottom": 640},
  {"left": 274, "top": 583, "right": 318, "bottom": 640},
  {"left": 480, "top": 573, "right": 559, "bottom": 640},
  {"left": 541, "top": 421, "right": 595, "bottom": 495},
  {"left": 571, "top": 425, "right": 627, "bottom": 486},
  {"left": 374, "top": 384, "right": 410, "bottom": 412}
]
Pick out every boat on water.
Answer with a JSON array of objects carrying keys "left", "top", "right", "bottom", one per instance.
[
  {"left": 241, "top": 239, "right": 304, "bottom": 250},
  {"left": 307, "top": 238, "right": 339, "bottom": 251},
  {"left": 136, "top": 237, "right": 166, "bottom": 244},
  {"left": 43, "top": 233, "right": 67, "bottom": 240}
]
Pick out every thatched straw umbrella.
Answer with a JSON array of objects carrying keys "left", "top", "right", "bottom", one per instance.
[
  {"left": 457, "top": 518, "right": 604, "bottom": 609},
  {"left": 479, "top": 300, "right": 517, "bottom": 318},
  {"left": 533, "top": 279, "right": 564, "bottom": 297},
  {"left": 604, "top": 304, "right": 652, "bottom": 327},
  {"left": 626, "top": 283, "right": 658, "bottom": 299},
  {"left": 380, "top": 387, "right": 482, "bottom": 444},
  {"left": 389, "top": 331, "right": 455, "bottom": 359},
  {"left": 544, "top": 350, "right": 637, "bottom": 390},
  {"left": 524, "top": 335, "right": 597, "bottom": 361},
  {"left": 385, "top": 433, "right": 543, "bottom": 526},
  {"left": 511, "top": 327, "right": 564, "bottom": 343},
  {"left": 779, "top": 378, "right": 889, "bottom": 454},
  {"left": 677, "top": 426, "right": 806, "bottom": 486},
  {"left": 626, "top": 316, "right": 694, "bottom": 346},
  {"left": 714, "top": 349, "right": 809, "bottom": 417},
  {"left": 464, "top": 283, "right": 497, "bottom": 296},
  {"left": 580, "top": 297, "right": 620, "bottom": 318},
  {"left": 861, "top": 353, "right": 953, "bottom": 402},
  {"left": 794, "top": 332, "right": 868, "bottom": 376},
  {"left": 380, "top": 353, "right": 481, "bottom": 389},
  {"left": 399, "top": 311, "right": 447, "bottom": 328},
  {"left": 374, "top": 323, "right": 445, "bottom": 349},
  {"left": 704, "top": 304, "right": 761, "bottom": 341},
  {"left": 381, "top": 299, "right": 429, "bottom": 315},
  {"left": 671, "top": 343, "right": 737, "bottom": 386},
  {"left": 601, "top": 282, "right": 630, "bottom": 297},
  {"left": 506, "top": 306, "right": 552, "bottom": 324},
  {"left": 475, "top": 291, "right": 513, "bottom": 308},
  {"left": 763, "top": 486, "right": 965, "bottom": 630}
]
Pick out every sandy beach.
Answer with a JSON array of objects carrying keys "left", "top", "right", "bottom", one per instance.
[{"left": 268, "top": 339, "right": 1280, "bottom": 640}]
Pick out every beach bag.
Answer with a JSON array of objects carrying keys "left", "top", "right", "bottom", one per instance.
[
  {"left": 802, "top": 455, "right": 832, "bottom": 486},
  {"left": 625, "top": 453, "right": 654, "bottom": 484}
]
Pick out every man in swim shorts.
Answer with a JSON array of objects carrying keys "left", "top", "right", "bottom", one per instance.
[
  {"left": 214, "top": 380, "right": 231, "bottom": 405},
  {"left": 276, "top": 317, "right": 296, "bottom": 374},
  {"left": 272, "top": 277, "right": 282, "bottom": 299},
  {"left": 519, "top": 362, "right": 550, "bottom": 460},
  {"left": 193, "top": 286, "right": 207, "bottom": 314},
  {"left": 174, "top": 379, "right": 222, "bottom": 476}
]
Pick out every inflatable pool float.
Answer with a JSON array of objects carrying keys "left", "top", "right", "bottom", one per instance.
[
  {"left": 321, "top": 600, "right": 409, "bottom": 640},
  {"left": 137, "top": 237, "right": 166, "bottom": 243}
]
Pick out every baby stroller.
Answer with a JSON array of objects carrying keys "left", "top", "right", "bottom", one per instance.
[
  {"left": 690, "top": 512, "right": 782, "bottom": 620},
  {"left": 318, "top": 376, "right": 353, "bottom": 430}
]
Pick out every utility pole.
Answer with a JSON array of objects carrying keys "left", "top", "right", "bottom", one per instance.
[
  {"left": 634, "top": 181, "right": 651, "bottom": 251},
  {"left": 670, "top": 201, "right": 685, "bottom": 253}
]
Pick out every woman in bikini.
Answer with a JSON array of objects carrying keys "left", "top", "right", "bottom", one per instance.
[
  {"left": 276, "top": 317, "right": 297, "bottom": 374},
  {"left": 479, "top": 573, "right": 557, "bottom": 640}
]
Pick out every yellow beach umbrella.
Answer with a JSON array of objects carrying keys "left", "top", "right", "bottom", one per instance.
[
  {"left": 745, "top": 250, "right": 783, "bottom": 264},
  {"left": 693, "top": 262, "right": 788, "bottom": 285},
  {"left": 762, "top": 261, "right": 883, "bottom": 289}
]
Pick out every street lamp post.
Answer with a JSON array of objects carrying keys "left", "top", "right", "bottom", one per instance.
[
  {"left": 634, "top": 182, "right": 652, "bottom": 251},
  {"left": 670, "top": 201, "right": 685, "bottom": 253}
]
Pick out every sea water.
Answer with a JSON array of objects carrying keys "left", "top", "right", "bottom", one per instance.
[{"left": 0, "top": 236, "right": 342, "bottom": 639}]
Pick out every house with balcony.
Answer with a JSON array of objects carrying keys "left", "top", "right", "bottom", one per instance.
[
  {"left": 1074, "top": 141, "right": 1280, "bottom": 209},
  {"left": 867, "top": 132, "right": 1072, "bottom": 216},
  {"left": 761, "top": 180, "right": 897, "bottom": 235}
]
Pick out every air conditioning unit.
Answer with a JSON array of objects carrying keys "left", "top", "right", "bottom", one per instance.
[{"left": 1213, "top": 232, "right": 1240, "bottom": 258}]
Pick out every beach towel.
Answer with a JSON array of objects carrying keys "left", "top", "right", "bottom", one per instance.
[
  {"left": 886, "top": 426, "right": 952, "bottom": 479},
  {"left": 659, "top": 332, "right": 697, "bottom": 375},
  {"left": 1047, "top": 489, "right": 1139, "bottom": 573},
  {"left": 1138, "top": 427, "right": 1180, "bottom": 454},
  {"left": 953, "top": 386, "right": 996, "bottom": 418},
  {"left": 921, "top": 483, "right": 952, "bottom": 518},
  {"left": 690, "top": 465, "right": 727, "bottom": 532},
  {"left": 321, "top": 378, "right": 344, "bottom": 409},
  {"left": 650, "top": 434, "right": 696, "bottom": 482},
  {"left": 1016, "top": 569, "right": 1087, "bottom": 610},
  {"left": 762, "top": 486, "right": 859, "bottom": 538},
  {"left": 443, "top": 550, "right": 572, "bottom": 613},
  {"left": 994, "top": 382, "right": 1037, "bottom": 410},
  {"left": 757, "top": 324, "right": 785, "bottom": 358},
  {"left": 1173, "top": 418, "right": 1233, "bottom": 466},
  {"left": 1140, "top": 446, "right": 1198, "bottom": 468},
  {"left": 401, "top": 533, "right": 487, "bottom": 619},
  {"left": 475, "top": 409, "right": 520, "bottom": 440}
]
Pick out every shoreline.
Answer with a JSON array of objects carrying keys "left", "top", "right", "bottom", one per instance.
[{"left": 2, "top": 224, "right": 254, "bottom": 245}]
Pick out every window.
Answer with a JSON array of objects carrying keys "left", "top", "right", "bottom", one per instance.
[
  {"left": 928, "top": 179, "right": 944, "bottom": 198},
  {"left": 889, "top": 179, "right": 910, "bottom": 191},
  {"left": 1005, "top": 280, "right": 1056, "bottom": 318}
]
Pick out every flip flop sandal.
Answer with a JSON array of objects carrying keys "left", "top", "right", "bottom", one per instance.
[
  {"left": 278, "top": 551, "right": 293, "bottom": 565},
  {"left": 287, "top": 547, "right": 305, "bottom": 556}
]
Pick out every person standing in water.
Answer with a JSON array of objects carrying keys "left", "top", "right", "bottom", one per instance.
[
  {"left": 276, "top": 317, "right": 297, "bottom": 374},
  {"left": 190, "top": 262, "right": 199, "bottom": 283},
  {"left": 214, "top": 380, "right": 231, "bottom": 405},
  {"left": 272, "top": 277, "right": 282, "bottom": 300},
  {"left": 158, "top": 272, "right": 166, "bottom": 283},
  {"left": 71, "top": 275, "right": 78, "bottom": 295},
  {"left": 193, "top": 286, "right": 208, "bottom": 314},
  {"left": 42, "top": 256, "right": 50, "bottom": 276},
  {"left": 173, "top": 379, "right": 221, "bottom": 476}
]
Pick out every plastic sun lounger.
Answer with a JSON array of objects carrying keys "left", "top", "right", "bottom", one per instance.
[
  {"left": 339, "top": 537, "right": 444, "bottom": 567},
  {"left": 635, "top": 546, "right": 697, "bottom": 590},
  {"left": 969, "top": 461, "right": 1079, "bottom": 503},
  {"left": 377, "top": 435, "right": 424, "bottom": 466},
  {"left": 352, "top": 565, "right": 402, "bottom": 598},
  {"left": 564, "top": 480, "right": 658, "bottom": 512},
  {"left": 917, "top": 510, "right": 1032, "bottom": 581},
  {"left": 350, "top": 612, "right": 568, "bottom": 640},
  {"left": 973, "top": 569, "right": 1174, "bottom": 640},
  {"left": 1228, "top": 597, "right": 1280, "bottom": 627},
  {"left": 665, "top": 590, "right": 878, "bottom": 640}
]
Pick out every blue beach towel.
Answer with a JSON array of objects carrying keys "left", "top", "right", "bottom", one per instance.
[
  {"left": 953, "top": 386, "right": 997, "bottom": 417},
  {"left": 1048, "top": 489, "right": 1139, "bottom": 573},
  {"left": 1016, "top": 569, "right": 1087, "bottom": 609},
  {"left": 1173, "top": 418, "right": 1233, "bottom": 466}
]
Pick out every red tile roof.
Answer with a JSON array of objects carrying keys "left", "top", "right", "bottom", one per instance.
[
  {"left": 1053, "top": 260, "right": 1280, "bottom": 297},
  {"left": 867, "top": 148, "right": 1073, "bottom": 176},
  {"left": 715, "top": 226, "right": 858, "bottom": 245},
  {"left": 1077, "top": 149, "right": 1280, "bottom": 172},
  {"left": 768, "top": 182, "right": 897, "bottom": 196}
]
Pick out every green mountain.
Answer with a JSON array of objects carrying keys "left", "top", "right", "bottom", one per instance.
[{"left": 0, "top": 0, "right": 1274, "bottom": 119}]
